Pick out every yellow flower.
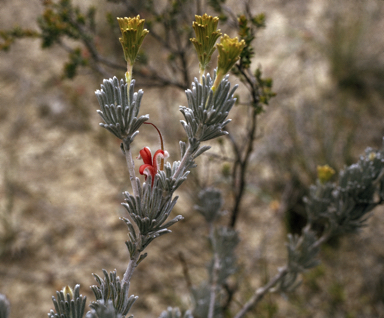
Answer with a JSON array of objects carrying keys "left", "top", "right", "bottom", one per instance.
[
  {"left": 216, "top": 35, "right": 245, "bottom": 75},
  {"left": 212, "top": 35, "right": 245, "bottom": 91},
  {"left": 190, "top": 14, "right": 222, "bottom": 77},
  {"left": 117, "top": 16, "right": 149, "bottom": 67},
  {"left": 317, "top": 165, "right": 335, "bottom": 183}
]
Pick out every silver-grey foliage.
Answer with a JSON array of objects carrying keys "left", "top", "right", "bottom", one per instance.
[
  {"left": 191, "top": 283, "right": 222, "bottom": 318},
  {"left": 121, "top": 179, "right": 184, "bottom": 256},
  {"left": 180, "top": 73, "right": 237, "bottom": 142},
  {"left": 90, "top": 270, "right": 137, "bottom": 317},
  {"left": 304, "top": 147, "right": 384, "bottom": 234},
  {"left": 48, "top": 285, "right": 87, "bottom": 318},
  {"left": 158, "top": 307, "right": 194, "bottom": 318},
  {"left": 209, "top": 227, "right": 239, "bottom": 285},
  {"left": 194, "top": 188, "right": 223, "bottom": 223},
  {"left": 95, "top": 77, "right": 149, "bottom": 143},
  {"left": 191, "top": 189, "right": 239, "bottom": 318},
  {"left": 0, "top": 294, "right": 10, "bottom": 318},
  {"left": 86, "top": 301, "right": 122, "bottom": 318},
  {"left": 157, "top": 159, "right": 191, "bottom": 194},
  {"left": 276, "top": 146, "right": 384, "bottom": 293},
  {"left": 278, "top": 228, "right": 320, "bottom": 292}
]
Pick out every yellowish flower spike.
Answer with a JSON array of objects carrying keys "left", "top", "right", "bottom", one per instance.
[
  {"left": 190, "top": 14, "right": 222, "bottom": 81},
  {"left": 213, "top": 34, "right": 245, "bottom": 91},
  {"left": 317, "top": 165, "right": 336, "bottom": 184},
  {"left": 117, "top": 16, "right": 149, "bottom": 83}
]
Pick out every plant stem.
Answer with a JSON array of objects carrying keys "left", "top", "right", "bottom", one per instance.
[
  {"left": 235, "top": 224, "right": 330, "bottom": 318},
  {"left": 173, "top": 144, "right": 193, "bottom": 180},
  {"left": 122, "top": 251, "right": 141, "bottom": 290},
  {"left": 123, "top": 141, "right": 139, "bottom": 198},
  {"left": 234, "top": 267, "right": 288, "bottom": 318},
  {"left": 178, "top": 252, "right": 192, "bottom": 290},
  {"left": 208, "top": 223, "right": 220, "bottom": 318},
  {"left": 228, "top": 107, "right": 258, "bottom": 228},
  {"left": 126, "top": 62, "right": 132, "bottom": 86}
]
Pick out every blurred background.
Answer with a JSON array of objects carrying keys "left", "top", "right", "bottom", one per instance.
[{"left": 1, "top": 0, "right": 384, "bottom": 317}]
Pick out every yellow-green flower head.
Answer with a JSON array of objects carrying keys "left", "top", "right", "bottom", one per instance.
[
  {"left": 190, "top": 14, "right": 222, "bottom": 71},
  {"left": 317, "top": 165, "right": 335, "bottom": 184},
  {"left": 117, "top": 16, "right": 149, "bottom": 65},
  {"left": 216, "top": 34, "right": 246, "bottom": 75}
]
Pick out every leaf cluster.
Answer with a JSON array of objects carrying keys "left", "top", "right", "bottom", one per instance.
[
  {"left": 122, "top": 181, "right": 183, "bottom": 255},
  {"left": 38, "top": 0, "right": 96, "bottom": 48},
  {"left": 194, "top": 188, "right": 223, "bottom": 223},
  {"left": 158, "top": 307, "right": 193, "bottom": 318},
  {"left": 180, "top": 73, "right": 237, "bottom": 142},
  {"left": 95, "top": 77, "right": 148, "bottom": 143},
  {"left": 0, "top": 27, "right": 39, "bottom": 51},
  {"left": 48, "top": 285, "right": 87, "bottom": 318},
  {"left": 278, "top": 229, "right": 320, "bottom": 293},
  {"left": 90, "top": 270, "right": 137, "bottom": 317},
  {"left": 277, "top": 145, "right": 384, "bottom": 293},
  {"left": 304, "top": 147, "right": 384, "bottom": 234},
  {"left": 208, "top": 227, "right": 239, "bottom": 285},
  {"left": 86, "top": 301, "right": 122, "bottom": 318}
]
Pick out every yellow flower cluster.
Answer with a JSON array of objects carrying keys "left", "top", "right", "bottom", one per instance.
[
  {"left": 213, "top": 35, "right": 246, "bottom": 90},
  {"left": 190, "top": 14, "right": 222, "bottom": 74},
  {"left": 116, "top": 14, "right": 245, "bottom": 90},
  {"left": 117, "top": 15, "right": 149, "bottom": 83},
  {"left": 317, "top": 165, "right": 335, "bottom": 183}
]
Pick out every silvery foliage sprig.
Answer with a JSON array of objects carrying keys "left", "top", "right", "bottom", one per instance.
[
  {"left": 194, "top": 187, "right": 223, "bottom": 224},
  {"left": 158, "top": 307, "right": 194, "bottom": 318},
  {"left": 304, "top": 147, "right": 384, "bottom": 234},
  {"left": 191, "top": 285, "right": 221, "bottom": 318},
  {"left": 89, "top": 269, "right": 137, "bottom": 317},
  {"left": 180, "top": 72, "right": 236, "bottom": 143},
  {"left": 194, "top": 189, "right": 239, "bottom": 283},
  {"left": 0, "top": 293, "right": 10, "bottom": 318},
  {"left": 192, "top": 188, "right": 239, "bottom": 318},
  {"left": 277, "top": 228, "right": 320, "bottom": 293},
  {"left": 95, "top": 77, "right": 148, "bottom": 144},
  {"left": 192, "top": 228, "right": 239, "bottom": 317},
  {"left": 171, "top": 72, "right": 237, "bottom": 181},
  {"left": 148, "top": 73, "right": 238, "bottom": 198},
  {"left": 48, "top": 285, "right": 87, "bottom": 318},
  {"left": 276, "top": 146, "right": 384, "bottom": 293},
  {"left": 209, "top": 227, "right": 240, "bottom": 285},
  {"left": 119, "top": 71, "right": 238, "bottom": 255},
  {"left": 90, "top": 70, "right": 238, "bottom": 317},
  {"left": 86, "top": 301, "right": 122, "bottom": 318},
  {"left": 122, "top": 192, "right": 183, "bottom": 259}
]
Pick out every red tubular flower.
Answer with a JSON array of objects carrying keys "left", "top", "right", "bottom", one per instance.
[{"left": 138, "top": 147, "right": 168, "bottom": 186}]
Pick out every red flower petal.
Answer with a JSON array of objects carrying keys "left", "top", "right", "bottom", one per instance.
[
  {"left": 139, "top": 163, "right": 153, "bottom": 176},
  {"left": 139, "top": 147, "right": 152, "bottom": 165},
  {"left": 152, "top": 149, "right": 168, "bottom": 170},
  {"left": 138, "top": 147, "right": 168, "bottom": 187}
]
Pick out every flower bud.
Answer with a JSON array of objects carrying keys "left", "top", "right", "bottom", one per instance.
[{"left": 62, "top": 285, "right": 74, "bottom": 299}]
